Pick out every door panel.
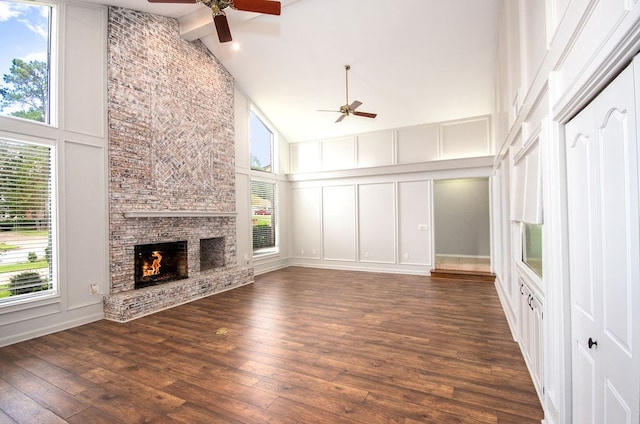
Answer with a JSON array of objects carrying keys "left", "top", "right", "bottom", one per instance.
[
  {"left": 598, "top": 107, "right": 635, "bottom": 354},
  {"left": 566, "top": 60, "right": 640, "bottom": 424},
  {"left": 604, "top": 380, "right": 630, "bottom": 424},
  {"left": 573, "top": 343, "right": 596, "bottom": 424}
]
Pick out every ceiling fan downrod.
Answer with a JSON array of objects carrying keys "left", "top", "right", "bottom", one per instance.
[{"left": 344, "top": 64, "right": 351, "bottom": 112}]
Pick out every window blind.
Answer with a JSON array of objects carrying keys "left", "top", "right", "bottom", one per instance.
[
  {"left": 251, "top": 180, "right": 276, "bottom": 252},
  {"left": 0, "top": 138, "right": 54, "bottom": 302},
  {"left": 511, "top": 141, "right": 542, "bottom": 224}
]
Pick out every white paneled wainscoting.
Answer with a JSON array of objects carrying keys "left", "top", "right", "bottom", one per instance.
[{"left": 287, "top": 158, "right": 494, "bottom": 276}]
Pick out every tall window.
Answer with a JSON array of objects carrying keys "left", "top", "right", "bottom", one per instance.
[
  {"left": 249, "top": 110, "right": 277, "bottom": 255},
  {"left": 0, "top": 1, "right": 52, "bottom": 124},
  {"left": 0, "top": 137, "right": 55, "bottom": 303},
  {"left": 251, "top": 180, "right": 277, "bottom": 255},
  {"left": 250, "top": 110, "right": 273, "bottom": 172}
]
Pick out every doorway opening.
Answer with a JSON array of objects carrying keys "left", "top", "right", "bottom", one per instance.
[{"left": 432, "top": 178, "right": 493, "bottom": 279}]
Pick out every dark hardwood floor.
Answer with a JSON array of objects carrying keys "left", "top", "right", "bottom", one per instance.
[{"left": 0, "top": 267, "right": 543, "bottom": 423}]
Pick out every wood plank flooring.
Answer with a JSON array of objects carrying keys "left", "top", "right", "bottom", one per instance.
[{"left": 0, "top": 267, "right": 544, "bottom": 423}]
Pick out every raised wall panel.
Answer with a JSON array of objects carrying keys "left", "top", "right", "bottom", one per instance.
[
  {"left": 499, "top": 155, "right": 512, "bottom": 298},
  {"left": 440, "top": 118, "right": 491, "bottom": 159},
  {"left": 523, "top": 91, "right": 549, "bottom": 142},
  {"left": 290, "top": 141, "right": 321, "bottom": 173},
  {"left": 507, "top": 0, "right": 522, "bottom": 116},
  {"left": 548, "top": 0, "right": 571, "bottom": 40},
  {"left": 397, "top": 180, "right": 431, "bottom": 265},
  {"left": 357, "top": 131, "right": 393, "bottom": 168},
  {"left": 63, "top": 4, "right": 107, "bottom": 138},
  {"left": 291, "top": 187, "right": 321, "bottom": 259},
  {"left": 322, "top": 137, "right": 355, "bottom": 171},
  {"left": 396, "top": 124, "right": 439, "bottom": 164},
  {"left": 65, "top": 141, "right": 107, "bottom": 309},
  {"left": 322, "top": 185, "right": 356, "bottom": 261},
  {"left": 555, "top": 0, "right": 628, "bottom": 103},
  {"left": 235, "top": 173, "right": 251, "bottom": 265},
  {"left": 278, "top": 132, "right": 290, "bottom": 174},
  {"left": 523, "top": 0, "right": 548, "bottom": 88},
  {"left": 358, "top": 183, "right": 395, "bottom": 263}
]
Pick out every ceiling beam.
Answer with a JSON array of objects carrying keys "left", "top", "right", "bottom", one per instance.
[{"left": 178, "top": 6, "right": 214, "bottom": 41}]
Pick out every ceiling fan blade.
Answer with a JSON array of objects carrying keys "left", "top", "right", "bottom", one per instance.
[
  {"left": 335, "top": 114, "right": 347, "bottom": 123},
  {"left": 317, "top": 109, "right": 340, "bottom": 113},
  {"left": 214, "top": 14, "right": 233, "bottom": 42},
  {"left": 233, "top": 0, "right": 281, "bottom": 15},
  {"left": 349, "top": 100, "right": 362, "bottom": 111},
  {"left": 353, "top": 111, "right": 377, "bottom": 119},
  {"left": 147, "top": 0, "right": 197, "bottom": 3}
]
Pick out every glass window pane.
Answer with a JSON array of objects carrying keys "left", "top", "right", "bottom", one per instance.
[
  {"left": 0, "top": 137, "right": 54, "bottom": 303},
  {"left": 0, "top": 1, "right": 51, "bottom": 123},
  {"left": 250, "top": 111, "right": 273, "bottom": 172},
  {"left": 522, "top": 223, "right": 542, "bottom": 277},
  {"left": 251, "top": 180, "right": 276, "bottom": 253}
]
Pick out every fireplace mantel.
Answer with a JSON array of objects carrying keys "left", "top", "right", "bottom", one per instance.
[{"left": 123, "top": 211, "right": 237, "bottom": 218}]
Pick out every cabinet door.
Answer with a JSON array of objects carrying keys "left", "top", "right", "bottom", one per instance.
[
  {"left": 518, "top": 280, "right": 532, "bottom": 362},
  {"left": 518, "top": 278, "right": 544, "bottom": 398},
  {"left": 565, "top": 60, "right": 640, "bottom": 424},
  {"left": 530, "top": 294, "right": 543, "bottom": 394}
]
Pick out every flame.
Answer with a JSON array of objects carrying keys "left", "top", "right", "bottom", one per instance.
[{"left": 142, "top": 251, "right": 163, "bottom": 277}]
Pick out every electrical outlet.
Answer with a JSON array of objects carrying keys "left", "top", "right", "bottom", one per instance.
[{"left": 89, "top": 283, "right": 99, "bottom": 295}]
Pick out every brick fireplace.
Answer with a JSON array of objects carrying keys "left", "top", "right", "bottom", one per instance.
[{"left": 104, "top": 7, "right": 252, "bottom": 321}]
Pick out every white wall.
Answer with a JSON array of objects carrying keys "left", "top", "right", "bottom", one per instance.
[
  {"left": 290, "top": 115, "right": 492, "bottom": 173},
  {"left": 234, "top": 87, "right": 290, "bottom": 275},
  {"left": 284, "top": 114, "right": 493, "bottom": 275},
  {"left": 433, "top": 178, "right": 490, "bottom": 257},
  {"left": 492, "top": 0, "right": 640, "bottom": 423},
  {"left": 0, "top": 2, "right": 108, "bottom": 347},
  {"left": 288, "top": 155, "right": 493, "bottom": 275}
]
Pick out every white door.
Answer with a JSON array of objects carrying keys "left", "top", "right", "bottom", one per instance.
[{"left": 565, "top": 60, "right": 640, "bottom": 423}]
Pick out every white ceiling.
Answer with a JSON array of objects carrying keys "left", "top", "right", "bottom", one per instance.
[{"left": 80, "top": 0, "right": 500, "bottom": 143}]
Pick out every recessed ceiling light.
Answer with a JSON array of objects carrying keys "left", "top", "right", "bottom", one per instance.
[{"left": 232, "top": 42, "right": 241, "bottom": 51}]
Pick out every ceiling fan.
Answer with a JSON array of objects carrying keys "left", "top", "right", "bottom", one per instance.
[
  {"left": 319, "top": 65, "right": 377, "bottom": 123},
  {"left": 147, "top": 0, "right": 281, "bottom": 43}
]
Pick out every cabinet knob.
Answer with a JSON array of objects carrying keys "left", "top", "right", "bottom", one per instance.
[{"left": 588, "top": 337, "right": 598, "bottom": 349}]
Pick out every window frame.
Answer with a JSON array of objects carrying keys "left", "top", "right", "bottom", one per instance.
[
  {"left": 248, "top": 106, "right": 279, "bottom": 258},
  {"left": 249, "top": 107, "right": 275, "bottom": 174},
  {"left": 0, "top": 132, "right": 58, "bottom": 307},
  {"left": 521, "top": 222, "right": 542, "bottom": 278},
  {"left": 0, "top": 0, "right": 56, "bottom": 126},
  {"left": 250, "top": 177, "right": 278, "bottom": 257}
]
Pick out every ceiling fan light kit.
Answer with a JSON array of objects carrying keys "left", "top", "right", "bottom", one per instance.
[
  {"left": 319, "top": 64, "right": 378, "bottom": 123},
  {"left": 147, "top": 0, "right": 281, "bottom": 43}
]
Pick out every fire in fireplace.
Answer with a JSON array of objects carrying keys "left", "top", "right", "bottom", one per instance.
[{"left": 134, "top": 241, "right": 188, "bottom": 289}]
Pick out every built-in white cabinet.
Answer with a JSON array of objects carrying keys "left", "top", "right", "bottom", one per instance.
[{"left": 518, "top": 276, "right": 544, "bottom": 398}]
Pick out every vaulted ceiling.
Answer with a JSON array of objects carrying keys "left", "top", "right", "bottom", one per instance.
[{"left": 83, "top": 0, "right": 499, "bottom": 143}]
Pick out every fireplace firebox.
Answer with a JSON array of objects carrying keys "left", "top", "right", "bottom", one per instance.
[{"left": 134, "top": 241, "right": 188, "bottom": 289}]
